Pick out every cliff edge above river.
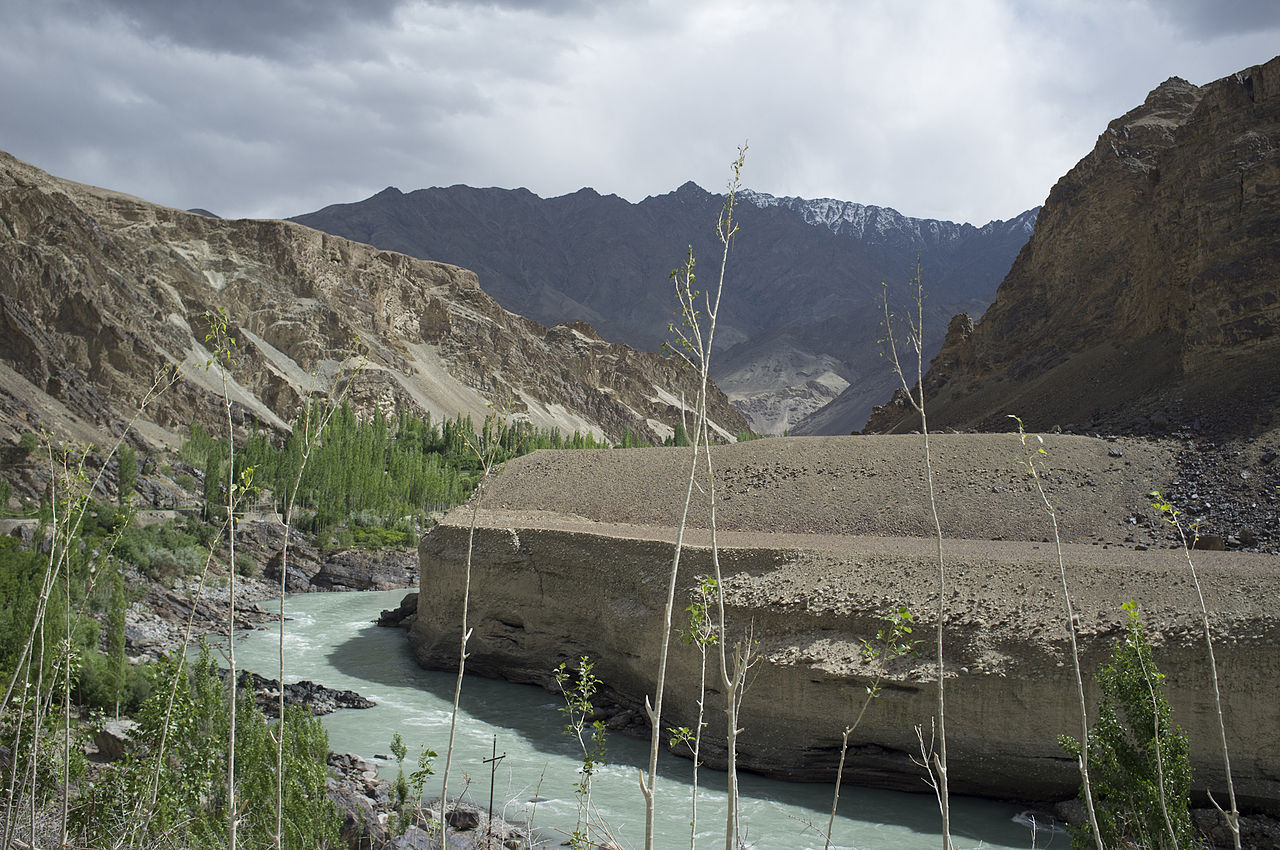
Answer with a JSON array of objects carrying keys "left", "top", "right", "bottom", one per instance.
[{"left": 409, "top": 434, "right": 1280, "bottom": 810}]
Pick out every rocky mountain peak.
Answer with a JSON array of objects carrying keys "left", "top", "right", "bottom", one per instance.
[
  {"left": 1097, "top": 75, "right": 1204, "bottom": 173},
  {"left": 866, "top": 54, "right": 1280, "bottom": 438}
]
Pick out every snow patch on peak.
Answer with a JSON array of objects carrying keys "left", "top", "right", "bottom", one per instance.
[
  {"left": 977, "top": 207, "right": 1040, "bottom": 238},
  {"left": 739, "top": 188, "right": 964, "bottom": 247},
  {"left": 741, "top": 188, "right": 1039, "bottom": 247}
]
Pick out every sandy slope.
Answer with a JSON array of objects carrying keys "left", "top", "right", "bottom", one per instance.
[
  {"left": 466, "top": 432, "right": 1279, "bottom": 639},
  {"left": 477, "top": 433, "right": 1177, "bottom": 543}
]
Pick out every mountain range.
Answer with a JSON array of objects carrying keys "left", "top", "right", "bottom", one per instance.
[{"left": 292, "top": 180, "right": 1036, "bottom": 434}]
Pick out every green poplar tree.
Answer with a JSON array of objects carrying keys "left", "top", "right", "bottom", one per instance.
[{"left": 117, "top": 445, "right": 137, "bottom": 507}]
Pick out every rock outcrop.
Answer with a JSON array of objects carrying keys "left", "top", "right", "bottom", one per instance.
[
  {"left": 220, "top": 669, "right": 376, "bottom": 717},
  {"left": 866, "top": 56, "right": 1280, "bottom": 437},
  {"left": 0, "top": 151, "right": 746, "bottom": 451},
  {"left": 409, "top": 437, "right": 1280, "bottom": 810}
]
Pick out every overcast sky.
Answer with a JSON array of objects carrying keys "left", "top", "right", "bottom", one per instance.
[{"left": 3, "top": 1, "right": 1277, "bottom": 225}]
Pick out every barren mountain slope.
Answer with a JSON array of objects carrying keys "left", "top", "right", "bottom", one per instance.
[
  {"left": 0, "top": 152, "right": 746, "bottom": 450},
  {"left": 867, "top": 56, "right": 1280, "bottom": 437},
  {"left": 293, "top": 180, "right": 1035, "bottom": 435}
]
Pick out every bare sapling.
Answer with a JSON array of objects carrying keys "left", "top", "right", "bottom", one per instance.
[
  {"left": 641, "top": 144, "right": 745, "bottom": 850},
  {"left": 702, "top": 419, "right": 756, "bottom": 850},
  {"left": 1151, "top": 490, "right": 1241, "bottom": 850},
  {"left": 201, "top": 307, "right": 247, "bottom": 850},
  {"left": 130, "top": 518, "right": 235, "bottom": 843},
  {"left": 3, "top": 441, "right": 85, "bottom": 848},
  {"left": 1010, "top": 417, "right": 1104, "bottom": 850},
  {"left": 669, "top": 574, "right": 718, "bottom": 850},
  {"left": 554, "top": 655, "right": 608, "bottom": 848},
  {"left": 824, "top": 606, "right": 917, "bottom": 850},
  {"left": 1133, "top": 617, "right": 1179, "bottom": 849},
  {"left": 271, "top": 362, "right": 352, "bottom": 850},
  {"left": 438, "top": 407, "right": 506, "bottom": 847},
  {"left": 880, "top": 262, "right": 953, "bottom": 850},
  {"left": 718, "top": 621, "right": 756, "bottom": 850}
]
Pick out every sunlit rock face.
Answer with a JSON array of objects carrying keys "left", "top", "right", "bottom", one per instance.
[{"left": 0, "top": 151, "right": 745, "bottom": 448}]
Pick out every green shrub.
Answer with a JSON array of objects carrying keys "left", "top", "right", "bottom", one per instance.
[
  {"left": 0, "top": 537, "right": 57, "bottom": 675},
  {"left": 76, "top": 651, "right": 153, "bottom": 715},
  {"left": 348, "top": 508, "right": 381, "bottom": 527},
  {"left": 350, "top": 524, "right": 414, "bottom": 549},
  {"left": 77, "top": 645, "right": 342, "bottom": 849},
  {"left": 172, "top": 544, "right": 205, "bottom": 574},
  {"left": 117, "top": 445, "right": 137, "bottom": 506},
  {"left": 1060, "top": 602, "right": 1195, "bottom": 849},
  {"left": 235, "top": 554, "right": 260, "bottom": 578}
]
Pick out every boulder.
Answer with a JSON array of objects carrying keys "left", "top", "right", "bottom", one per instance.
[
  {"left": 93, "top": 719, "right": 139, "bottom": 762},
  {"left": 378, "top": 593, "right": 419, "bottom": 628},
  {"left": 314, "top": 548, "right": 417, "bottom": 591}
]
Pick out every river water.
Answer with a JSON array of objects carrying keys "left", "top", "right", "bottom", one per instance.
[{"left": 233, "top": 589, "right": 1047, "bottom": 850}]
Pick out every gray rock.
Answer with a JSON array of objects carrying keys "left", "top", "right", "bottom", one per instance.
[
  {"left": 314, "top": 548, "right": 417, "bottom": 591},
  {"left": 378, "top": 593, "right": 419, "bottom": 628},
  {"left": 0, "top": 519, "right": 38, "bottom": 547},
  {"left": 93, "top": 719, "right": 139, "bottom": 761}
]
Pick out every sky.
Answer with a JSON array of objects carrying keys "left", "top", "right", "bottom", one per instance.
[{"left": 2, "top": 0, "right": 1278, "bottom": 225}]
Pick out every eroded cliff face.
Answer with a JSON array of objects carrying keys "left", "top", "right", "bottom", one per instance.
[
  {"left": 411, "top": 514, "right": 1280, "bottom": 809},
  {"left": 0, "top": 152, "right": 746, "bottom": 448},
  {"left": 867, "top": 56, "right": 1280, "bottom": 436},
  {"left": 409, "top": 438, "right": 1280, "bottom": 809}
]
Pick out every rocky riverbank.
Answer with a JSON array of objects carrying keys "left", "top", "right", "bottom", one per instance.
[
  {"left": 121, "top": 519, "right": 418, "bottom": 661},
  {"left": 23, "top": 515, "right": 435, "bottom": 849}
]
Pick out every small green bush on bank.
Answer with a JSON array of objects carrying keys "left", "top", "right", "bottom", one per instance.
[
  {"left": 1061, "top": 602, "right": 1195, "bottom": 849},
  {"left": 75, "top": 645, "right": 342, "bottom": 849}
]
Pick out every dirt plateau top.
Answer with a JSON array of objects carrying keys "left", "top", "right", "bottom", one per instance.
[{"left": 414, "top": 433, "right": 1280, "bottom": 809}]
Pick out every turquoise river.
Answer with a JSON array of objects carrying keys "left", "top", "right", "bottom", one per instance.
[{"left": 232, "top": 589, "right": 1059, "bottom": 849}]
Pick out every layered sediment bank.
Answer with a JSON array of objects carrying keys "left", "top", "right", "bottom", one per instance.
[{"left": 409, "top": 435, "right": 1280, "bottom": 810}]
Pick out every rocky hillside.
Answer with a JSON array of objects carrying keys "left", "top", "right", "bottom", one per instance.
[
  {"left": 292, "top": 179, "right": 1035, "bottom": 435},
  {"left": 867, "top": 55, "right": 1280, "bottom": 437},
  {"left": 0, "top": 152, "right": 746, "bottom": 452}
]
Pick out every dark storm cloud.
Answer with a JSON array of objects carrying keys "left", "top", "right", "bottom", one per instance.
[
  {"left": 427, "top": 0, "right": 597, "bottom": 12},
  {"left": 0, "top": 0, "right": 1275, "bottom": 225},
  {"left": 74, "top": 0, "right": 406, "bottom": 56},
  {"left": 1155, "top": 0, "right": 1280, "bottom": 38}
]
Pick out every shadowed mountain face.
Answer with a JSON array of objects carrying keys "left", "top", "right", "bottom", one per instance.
[
  {"left": 867, "top": 55, "right": 1280, "bottom": 438},
  {"left": 292, "top": 180, "right": 1035, "bottom": 435},
  {"left": 0, "top": 152, "right": 746, "bottom": 451}
]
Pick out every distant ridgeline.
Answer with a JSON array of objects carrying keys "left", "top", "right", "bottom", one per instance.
[{"left": 291, "top": 179, "right": 1036, "bottom": 436}]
